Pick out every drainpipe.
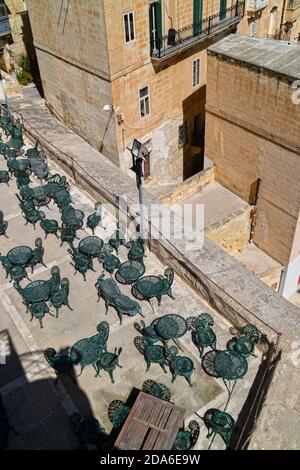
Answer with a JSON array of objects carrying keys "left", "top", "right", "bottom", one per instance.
[
  {"left": 279, "top": 0, "right": 288, "bottom": 38},
  {"left": 249, "top": 177, "right": 261, "bottom": 243},
  {"left": 278, "top": 266, "right": 287, "bottom": 296}
]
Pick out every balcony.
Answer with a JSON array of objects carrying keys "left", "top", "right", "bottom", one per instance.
[
  {"left": 0, "top": 17, "right": 11, "bottom": 37},
  {"left": 285, "top": 0, "right": 300, "bottom": 22},
  {"left": 246, "top": 0, "right": 269, "bottom": 13},
  {"left": 150, "top": 2, "right": 245, "bottom": 61}
]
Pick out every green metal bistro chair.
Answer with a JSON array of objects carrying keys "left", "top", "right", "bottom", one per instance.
[
  {"left": 9, "top": 264, "right": 30, "bottom": 283},
  {"left": 109, "top": 220, "right": 126, "bottom": 254},
  {"left": 0, "top": 254, "right": 12, "bottom": 278},
  {"left": 128, "top": 237, "right": 146, "bottom": 263},
  {"left": 108, "top": 400, "right": 131, "bottom": 430},
  {"left": 203, "top": 408, "right": 235, "bottom": 449},
  {"left": 187, "top": 313, "right": 217, "bottom": 358},
  {"left": 16, "top": 171, "right": 31, "bottom": 190},
  {"left": 49, "top": 278, "right": 73, "bottom": 317},
  {"left": 47, "top": 173, "right": 70, "bottom": 192},
  {"left": 95, "top": 347, "right": 123, "bottom": 383},
  {"left": 27, "top": 238, "right": 47, "bottom": 273},
  {"left": 0, "top": 211, "right": 8, "bottom": 238},
  {"left": 227, "top": 324, "right": 262, "bottom": 358},
  {"left": 0, "top": 170, "right": 10, "bottom": 185},
  {"left": 39, "top": 212, "right": 59, "bottom": 239},
  {"left": 23, "top": 207, "right": 43, "bottom": 229},
  {"left": 142, "top": 379, "right": 171, "bottom": 402},
  {"left": 67, "top": 247, "right": 96, "bottom": 281},
  {"left": 166, "top": 346, "right": 195, "bottom": 387},
  {"left": 95, "top": 273, "right": 143, "bottom": 324},
  {"left": 134, "top": 336, "right": 168, "bottom": 373},
  {"left": 8, "top": 121, "right": 24, "bottom": 149},
  {"left": 44, "top": 348, "right": 76, "bottom": 385},
  {"left": 29, "top": 301, "right": 55, "bottom": 329},
  {"left": 69, "top": 412, "right": 103, "bottom": 449},
  {"left": 59, "top": 224, "right": 77, "bottom": 247},
  {"left": 98, "top": 243, "right": 121, "bottom": 275},
  {"left": 134, "top": 319, "right": 164, "bottom": 344},
  {"left": 87, "top": 202, "right": 103, "bottom": 235},
  {"left": 48, "top": 266, "right": 61, "bottom": 295},
  {"left": 172, "top": 420, "right": 200, "bottom": 450}
]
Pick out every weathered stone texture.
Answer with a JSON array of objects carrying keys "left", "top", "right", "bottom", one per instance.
[
  {"left": 10, "top": 95, "right": 300, "bottom": 449},
  {"left": 207, "top": 206, "right": 252, "bottom": 254},
  {"left": 205, "top": 36, "right": 300, "bottom": 266}
]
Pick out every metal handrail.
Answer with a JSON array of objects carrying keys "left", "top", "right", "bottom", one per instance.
[{"left": 150, "top": 1, "right": 245, "bottom": 59}]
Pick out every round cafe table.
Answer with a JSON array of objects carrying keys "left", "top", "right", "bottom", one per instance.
[
  {"left": 154, "top": 314, "right": 188, "bottom": 351},
  {"left": 78, "top": 236, "right": 103, "bottom": 258},
  {"left": 134, "top": 275, "right": 165, "bottom": 299},
  {"left": 7, "top": 246, "right": 33, "bottom": 266},
  {"left": 213, "top": 350, "right": 248, "bottom": 381},
  {"left": 21, "top": 280, "right": 53, "bottom": 303},
  {"left": 115, "top": 260, "right": 145, "bottom": 285},
  {"left": 154, "top": 314, "right": 188, "bottom": 341}
]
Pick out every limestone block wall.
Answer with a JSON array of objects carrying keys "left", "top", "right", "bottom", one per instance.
[
  {"left": 206, "top": 206, "right": 252, "bottom": 254},
  {"left": 36, "top": 49, "right": 118, "bottom": 166},
  {"left": 27, "top": 0, "right": 110, "bottom": 79},
  {"left": 26, "top": 0, "right": 119, "bottom": 164},
  {"left": 113, "top": 48, "right": 207, "bottom": 182},
  {"left": 162, "top": 166, "right": 215, "bottom": 205},
  {"left": 205, "top": 52, "right": 300, "bottom": 266}
]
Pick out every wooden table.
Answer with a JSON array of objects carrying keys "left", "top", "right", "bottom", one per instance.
[{"left": 114, "top": 391, "right": 185, "bottom": 450}]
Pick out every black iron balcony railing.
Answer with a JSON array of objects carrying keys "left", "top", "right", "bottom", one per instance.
[
  {"left": 150, "top": 1, "right": 245, "bottom": 60},
  {"left": 0, "top": 16, "right": 11, "bottom": 37}
]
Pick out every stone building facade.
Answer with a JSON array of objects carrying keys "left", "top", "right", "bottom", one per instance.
[
  {"left": 0, "top": 0, "right": 32, "bottom": 72},
  {"left": 205, "top": 34, "right": 300, "bottom": 298},
  {"left": 26, "top": 0, "right": 245, "bottom": 183},
  {"left": 238, "top": 0, "right": 300, "bottom": 42}
]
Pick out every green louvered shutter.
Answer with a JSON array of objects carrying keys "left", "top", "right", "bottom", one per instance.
[
  {"left": 220, "top": 0, "right": 227, "bottom": 21},
  {"left": 149, "top": 1, "right": 162, "bottom": 53},
  {"left": 193, "top": 0, "right": 203, "bottom": 36}
]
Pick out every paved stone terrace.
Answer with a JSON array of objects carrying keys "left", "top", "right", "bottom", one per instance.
[
  {"left": 0, "top": 139, "right": 261, "bottom": 450},
  {"left": 6, "top": 88, "right": 300, "bottom": 450}
]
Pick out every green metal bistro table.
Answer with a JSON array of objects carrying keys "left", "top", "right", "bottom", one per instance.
[
  {"left": 115, "top": 260, "right": 145, "bottom": 285},
  {"left": 132, "top": 268, "right": 174, "bottom": 310},
  {"left": 79, "top": 236, "right": 103, "bottom": 258},
  {"left": 21, "top": 280, "right": 53, "bottom": 303},
  {"left": 69, "top": 323, "right": 109, "bottom": 376},
  {"left": 70, "top": 341, "right": 106, "bottom": 377},
  {"left": 213, "top": 350, "right": 248, "bottom": 381},
  {"left": 154, "top": 314, "right": 188, "bottom": 351},
  {"left": 7, "top": 246, "right": 33, "bottom": 266},
  {"left": 213, "top": 349, "right": 248, "bottom": 407},
  {"left": 134, "top": 276, "right": 165, "bottom": 298}
]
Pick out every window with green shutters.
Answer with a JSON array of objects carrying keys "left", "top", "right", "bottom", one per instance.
[
  {"left": 220, "top": 0, "right": 227, "bottom": 21},
  {"left": 193, "top": 0, "right": 203, "bottom": 36},
  {"left": 149, "top": 1, "right": 162, "bottom": 53}
]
